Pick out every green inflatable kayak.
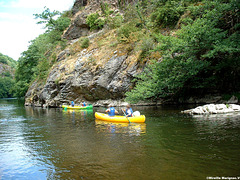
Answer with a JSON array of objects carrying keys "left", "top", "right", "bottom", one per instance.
[{"left": 62, "top": 105, "right": 93, "bottom": 110}]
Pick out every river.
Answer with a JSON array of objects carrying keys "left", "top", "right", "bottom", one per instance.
[{"left": 0, "top": 99, "right": 239, "bottom": 180}]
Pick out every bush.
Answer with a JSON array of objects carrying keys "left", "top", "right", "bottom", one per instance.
[
  {"left": 81, "top": 38, "right": 90, "bottom": 48},
  {"left": 117, "top": 22, "right": 139, "bottom": 42},
  {"left": 107, "top": 15, "right": 123, "bottom": 29},
  {"left": 151, "top": 1, "right": 185, "bottom": 27},
  {"left": 141, "top": 37, "right": 155, "bottom": 53},
  {"left": 86, "top": 13, "right": 105, "bottom": 30}
]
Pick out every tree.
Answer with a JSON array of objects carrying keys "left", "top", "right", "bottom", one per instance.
[
  {"left": 0, "top": 77, "right": 15, "bottom": 98},
  {"left": 34, "top": 7, "right": 61, "bottom": 30},
  {"left": 14, "top": 8, "right": 71, "bottom": 97},
  {"left": 126, "top": 0, "right": 240, "bottom": 103}
]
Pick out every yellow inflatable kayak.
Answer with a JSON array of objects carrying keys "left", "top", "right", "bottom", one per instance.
[
  {"left": 62, "top": 105, "right": 93, "bottom": 110},
  {"left": 95, "top": 112, "right": 146, "bottom": 123}
]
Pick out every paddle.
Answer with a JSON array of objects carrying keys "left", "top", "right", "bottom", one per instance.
[{"left": 121, "top": 108, "right": 131, "bottom": 123}]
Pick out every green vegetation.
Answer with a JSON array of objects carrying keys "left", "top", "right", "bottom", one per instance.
[
  {"left": 0, "top": 53, "right": 17, "bottom": 68},
  {"left": 125, "top": 0, "right": 240, "bottom": 103},
  {"left": 151, "top": 1, "right": 185, "bottom": 27},
  {"left": 0, "top": 77, "right": 15, "bottom": 98},
  {"left": 86, "top": 13, "right": 105, "bottom": 30},
  {"left": 0, "top": 53, "right": 16, "bottom": 98},
  {"left": 12, "top": 0, "right": 240, "bottom": 103},
  {"left": 80, "top": 38, "right": 90, "bottom": 48},
  {"left": 14, "top": 7, "right": 71, "bottom": 97}
]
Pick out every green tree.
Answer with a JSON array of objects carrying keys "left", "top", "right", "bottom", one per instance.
[
  {"left": 15, "top": 8, "right": 71, "bottom": 97},
  {"left": 0, "top": 77, "right": 15, "bottom": 98},
  {"left": 0, "top": 53, "right": 16, "bottom": 67},
  {"left": 126, "top": 0, "right": 240, "bottom": 103},
  {"left": 34, "top": 7, "right": 61, "bottom": 31}
]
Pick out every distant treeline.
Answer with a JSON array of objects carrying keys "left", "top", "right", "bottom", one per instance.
[
  {"left": 0, "top": 53, "right": 16, "bottom": 68},
  {"left": 0, "top": 53, "right": 16, "bottom": 98}
]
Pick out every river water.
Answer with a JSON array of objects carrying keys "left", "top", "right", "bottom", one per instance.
[{"left": 0, "top": 99, "right": 239, "bottom": 180}]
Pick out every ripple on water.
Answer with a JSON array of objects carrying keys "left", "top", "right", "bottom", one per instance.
[{"left": 1, "top": 100, "right": 240, "bottom": 179}]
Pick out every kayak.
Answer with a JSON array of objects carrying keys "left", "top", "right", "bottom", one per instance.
[
  {"left": 95, "top": 112, "right": 146, "bottom": 123},
  {"left": 62, "top": 105, "right": 93, "bottom": 110}
]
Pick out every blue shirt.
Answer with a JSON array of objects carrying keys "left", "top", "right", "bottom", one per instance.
[
  {"left": 71, "top": 101, "right": 74, "bottom": 107},
  {"left": 108, "top": 107, "right": 116, "bottom": 116}
]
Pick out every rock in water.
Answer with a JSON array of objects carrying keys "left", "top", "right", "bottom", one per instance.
[{"left": 181, "top": 104, "right": 240, "bottom": 115}]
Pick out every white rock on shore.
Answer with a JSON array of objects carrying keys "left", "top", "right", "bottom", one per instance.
[{"left": 182, "top": 104, "right": 240, "bottom": 115}]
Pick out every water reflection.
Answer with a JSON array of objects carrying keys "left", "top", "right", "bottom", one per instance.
[
  {"left": 192, "top": 112, "right": 240, "bottom": 121},
  {"left": 62, "top": 109, "right": 93, "bottom": 121},
  {"left": 192, "top": 113, "right": 240, "bottom": 133},
  {"left": 1, "top": 99, "right": 240, "bottom": 179},
  {"left": 95, "top": 120, "right": 146, "bottom": 136}
]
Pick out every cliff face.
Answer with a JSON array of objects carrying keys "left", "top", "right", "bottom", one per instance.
[
  {"left": 25, "top": 0, "right": 142, "bottom": 107},
  {"left": 63, "top": 0, "right": 134, "bottom": 40}
]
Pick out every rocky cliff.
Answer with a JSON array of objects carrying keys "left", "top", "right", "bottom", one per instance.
[
  {"left": 63, "top": 0, "right": 135, "bottom": 40},
  {"left": 25, "top": 0, "right": 142, "bottom": 107}
]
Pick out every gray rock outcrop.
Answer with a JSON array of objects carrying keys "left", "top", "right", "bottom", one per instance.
[
  {"left": 63, "top": 0, "right": 138, "bottom": 40},
  {"left": 25, "top": 31, "right": 141, "bottom": 107},
  {"left": 182, "top": 104, "right": 240, "bottom": 115}
]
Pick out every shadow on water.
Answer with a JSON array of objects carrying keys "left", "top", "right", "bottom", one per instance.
[{"left": 1, "top": 99, "right": 240, "bottom": 179}]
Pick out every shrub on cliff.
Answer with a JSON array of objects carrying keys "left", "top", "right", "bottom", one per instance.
[
  {"left": 117, "top": 22, "right": 139, "bottom": 42},
  {"left": 81, "top": 38, "right": 90, "bottom": 48},
  {"left": 151, "top": 1, "right": 185, "bottom": 28},
  {"left": 86, "top": 13, "right": 105, "bottom": 30}
]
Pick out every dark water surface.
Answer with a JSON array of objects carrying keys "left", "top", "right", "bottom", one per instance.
[{"left": 0, "top": 99, "right": 239, "bottom": 180}]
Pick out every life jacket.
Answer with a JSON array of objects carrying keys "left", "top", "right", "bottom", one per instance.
[
  {"left": 108, "top": 107, "right": 116, "bottom": 116},
  {"left": 126, "top": 108, "right": 133, "bottom": 117}
]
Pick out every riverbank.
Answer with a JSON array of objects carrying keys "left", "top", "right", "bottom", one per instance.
[{"left": 24, "top": 94, "right": 239, "bottom": 108}]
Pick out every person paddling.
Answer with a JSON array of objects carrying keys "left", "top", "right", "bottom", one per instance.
[
  {"left": 122, "top": 104, "right": 133, "bottom": 117},
  {"left": 71, "top": 101, "right": 75, "bottom": 107},
  {"left": 81, "top": 101, "right": 86, "bottom": 107},
  {"left": 106, "top": 104, "right": 118, "bottom": 117}
]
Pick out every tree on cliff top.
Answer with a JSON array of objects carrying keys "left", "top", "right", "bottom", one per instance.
[{"left": 14, "top": 8, "right": 71, "bottom": 98}]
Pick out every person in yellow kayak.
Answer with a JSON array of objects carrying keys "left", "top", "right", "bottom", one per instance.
[
  {"left": 122, "top": 104, "right": 133, "bottom": 117},
  {"left": 71, "top": 101, "right": 75, "bottom": 107},
  {"left": 106, "top": 104, "right": 119, "bottom": 116}
]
